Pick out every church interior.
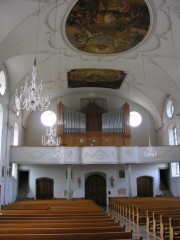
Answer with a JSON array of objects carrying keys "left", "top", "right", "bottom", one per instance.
[{"left": 0, "top": 0, "right": 180, "bottom": 239}]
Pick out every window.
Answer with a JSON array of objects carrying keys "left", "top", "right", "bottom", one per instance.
[
  {"left": 171, "top": 162, "right": 180, "bottom": 177},
  {"left": 12, "top": 122, "right": 19, "bottom": 179},
  {"left": 41, "top": 111, "right": 57, "bottom": 127},
  {"left": 169, "top": 125, "right": 177, "bottom": 145},
  {"left": 166, "top": 99, "right": 174, "bottom": 119},
  {"left": 0, "top": 71, "right": 6, "bottom": 95},
  {"left": 12, "top": 163, "right": 18, "bottom": 179},
  {"left": 13, "top": 122, "right": 19, "bottom": 146},
  {"left": 129, "top": 111, "right": 142, "bottom": 127}
]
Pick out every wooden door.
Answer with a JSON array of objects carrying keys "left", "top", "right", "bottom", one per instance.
[
  {"left": 36, "top": 177, "right": 54, "bottom": 199},
  {"left": 85, "top": 174, "right": 106, "bottom": 206},
  {"left": 137, "top": 176, "right": 153, "bottom": 197}
]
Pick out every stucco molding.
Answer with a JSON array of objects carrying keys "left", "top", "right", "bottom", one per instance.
[{"left": 10, "top": 145, "right": 180, "bottom": 165}]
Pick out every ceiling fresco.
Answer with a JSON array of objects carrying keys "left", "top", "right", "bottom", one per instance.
[
  {"left": 65, "top": 0, "right": 150, "bottom": 54},
  {"left": 68, "top": 69, "right": 126, "bottom": 89}
]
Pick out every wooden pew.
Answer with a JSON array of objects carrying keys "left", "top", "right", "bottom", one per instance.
[
  {"left": 154, "top": 211, "right": 180, "bottom": 239},
  {"left": 0, "top": 226, "right": 126, "bottom": 234},
  {"left": 0, "top": 221, "right": 122, "bottom": 228},
  {"left": 169, "top": 216, "right": 180, "bottom": 240},
  {"left": 0, "top": 209, "right": 103, "bottom": 215},
  {"left": 0, "top": 199, "right": 136, "bottom": 240},
  {"left": 111, "top": 238, "right": 142, "bottom": 240},
  {"left": 110, "top": 197, "right": 180, "bottom": 224},
  {"left": 0, "top": 213, "right": 111, "bottom": 218},
  {"left": 2, "top": 199, "right": 100, "bottom": 208},
  {"left": 146, "top": 208, "right": 180, "bottom": 234},
  {"left": 0, "top": 231, "right": 133, "bottom": 240},
  {"left": 0, "top": 218, "right": 117, "bottom": 223}
]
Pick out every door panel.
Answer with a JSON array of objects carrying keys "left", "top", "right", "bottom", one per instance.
[
  {"left": 36, "top": 177, "right": 54, "bottom": 199},
  {"left": 85, "top": 174, "right": 106, "bottom": 206},
  {"left": 137, "top": 176, "right": 153, "bottom": 197}
]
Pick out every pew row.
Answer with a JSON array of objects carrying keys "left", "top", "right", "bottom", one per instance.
[
  {"left": 0, "top": 226, "right": 126, "bottom": 234},
  {"left": 109, "top": 197, "right": 180, "bottom": 239},
  {"left": 0, "top": 199, "right": 142, "bottom": 240},
  {"left": 0, "top": 231, "right": 133, "bottom": 240}
]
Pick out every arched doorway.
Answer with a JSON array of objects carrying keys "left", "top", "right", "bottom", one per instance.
[
  {"left": 85, "top": 173, "right": 106, "bottom": 206},
  {"left": 36, "top": 177, "right": 54, "bottom": 199},
  {"left": 137, "top": 176, "right": 153, "bottom": 197}
]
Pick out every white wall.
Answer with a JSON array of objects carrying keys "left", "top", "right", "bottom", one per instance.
[
  {"left": 170, "top": 177, "right": 180, "bottom": 197},
  {"left": 18, "top": 163, "right": 168, "bottom": 204}
]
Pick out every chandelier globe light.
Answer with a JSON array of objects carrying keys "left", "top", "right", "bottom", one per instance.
[
  {"left": 15, "top": 1, "right": 50, "bottom": 112},
  {"left": 41, "top": 110, "right": 61, "bottom": 147}
]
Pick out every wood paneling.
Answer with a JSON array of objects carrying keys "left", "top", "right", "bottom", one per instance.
[{"left": 62, "top": 131, "right": 131, "bottom": 147}]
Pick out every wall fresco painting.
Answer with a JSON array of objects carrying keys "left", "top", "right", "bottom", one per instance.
[
  {"left": 68, "top": 69, "right": 126, "bottom": 89},
  {"left": 65, "top": 0, "right": 150, "bottom": 54}
]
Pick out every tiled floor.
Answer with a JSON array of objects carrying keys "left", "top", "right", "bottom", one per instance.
[{"left": 107, "top": 208, "right": 161, "bottom": 240}]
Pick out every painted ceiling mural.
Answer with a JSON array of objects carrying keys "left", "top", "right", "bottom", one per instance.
[
  {"left": 68, "top": 69, "right": 126, "bottom": 89},
  {"left": 65, "top": 0, "right": 150, "bottom": 54}
]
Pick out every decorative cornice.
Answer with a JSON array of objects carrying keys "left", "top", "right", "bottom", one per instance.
[{"left": 10, "top": 146, "right": 180, "bottom": 165}]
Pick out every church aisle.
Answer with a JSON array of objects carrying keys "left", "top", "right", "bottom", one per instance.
[{"left": 107, "top": 208, "right": 160, "bottom": 240}]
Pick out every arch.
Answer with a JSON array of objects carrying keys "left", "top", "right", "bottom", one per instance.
[
  {"left": 137, "top": 176, "right": 153, "bottom": 197},
  {"left": 85, "top": 172, "right": 106, "bottom": 206},
  {"left": 36, "top": 177, "right": 54, "bottom": 199}
]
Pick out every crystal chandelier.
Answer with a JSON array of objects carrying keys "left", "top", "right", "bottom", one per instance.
[
  {"left": 42, "top": 126, "right": 61, "bottom": 147},
  {"left": 144, "top": 138, "right": 157, "bottom": 158},
  {"left": 15, "top": 1, "right": 50, "bottom": 112}
]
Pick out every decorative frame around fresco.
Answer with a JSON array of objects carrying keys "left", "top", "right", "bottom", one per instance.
[{"left": 65, "top": 0, "right": 150, "bottom": 54}]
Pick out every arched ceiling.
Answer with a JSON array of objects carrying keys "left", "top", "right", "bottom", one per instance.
[{"left": 1, "top": 0, "right": 180, "bottom": 129}]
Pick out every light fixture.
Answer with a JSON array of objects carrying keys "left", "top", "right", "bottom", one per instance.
[
  {"left": 51, "top": 145, "right": 65, "bottom": 159},
  {"left": 144, "top": 138, "right": 157, "bottom": 158},
  {"left": 15, "top": 1, "right": 50, "bottom": 112},
  {"left": 144, "top": 113, "right": 157, "bottom": 158},
  {"left": 57, "top": 99, "right": 64, "bottom": 126},
  {"left": 42, "top": 126, "right": 61, "bottom": 147}
]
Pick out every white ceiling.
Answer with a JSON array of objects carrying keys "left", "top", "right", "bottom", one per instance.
[{"left": 1, "top": 0, "right": 180, "bottom": 129}]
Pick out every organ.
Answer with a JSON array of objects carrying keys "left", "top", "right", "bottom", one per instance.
[{"left": 57, "top": 98, "right": 131, "bottom": 147}]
